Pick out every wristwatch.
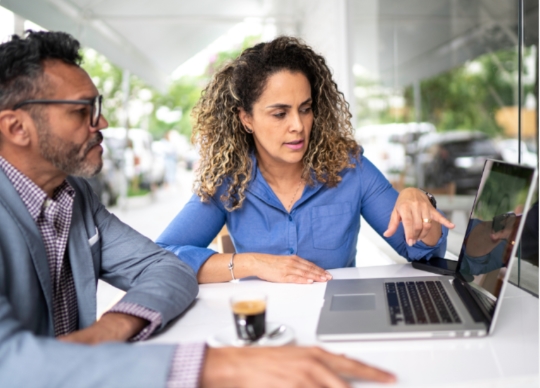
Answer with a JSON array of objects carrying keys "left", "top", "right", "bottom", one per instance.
[{"left": 419, "top": 189, "right": 437, "bottom": 209}]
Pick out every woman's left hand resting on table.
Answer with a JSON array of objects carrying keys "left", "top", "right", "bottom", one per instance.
[
  {"left": 198, "top": 252, "right": 332, "bottom": 284},
  {"left": 384, "top": 188, "right": 455, "bottom": 246}
]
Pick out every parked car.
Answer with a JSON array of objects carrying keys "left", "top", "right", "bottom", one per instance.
[
  {"left": 150, "top": 140, "right": 168, "bottom": 186},
  {"left": 184, "top": 146, "right": 201, "bottom": 171},
  {"left": 85, "top": 142, "right": 124, "bottom": 206},
  {"left": 414, "top": 131, "right": 502, "bottom": 194},
  {"left": 355, "top": 122, "right": 435, "bottom": 183},
  {"left": 495, "top": 138, "right": 538, "bottom": 167},
  {"left": 103, "top": 127, "right": 161, "bottom": 189}
]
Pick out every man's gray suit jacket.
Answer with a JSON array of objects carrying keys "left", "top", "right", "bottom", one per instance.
[{"left": 0, "top": 169, "right": 199, "bottom": 387}]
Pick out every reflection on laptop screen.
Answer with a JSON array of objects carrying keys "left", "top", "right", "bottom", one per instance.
[{"left": 458, "top": 160, "right": 536, "bottom": 308}]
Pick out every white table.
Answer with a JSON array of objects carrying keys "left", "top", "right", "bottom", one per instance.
[{"left": 147, "top": 265, "right": 539, "bottom": 387}]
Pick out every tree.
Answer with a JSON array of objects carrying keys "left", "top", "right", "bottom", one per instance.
[
  {"left": 82, "top": 36, "right": 262, "bottom": 140},
  {"left": 151, "top": 35, "right": 261, "bottom": 139},
  {"left": 403, "top": 47, "right": 533, "bottom": 136},
  {"left": 81, "top": 48, "right": 154, "bottom": 129}
]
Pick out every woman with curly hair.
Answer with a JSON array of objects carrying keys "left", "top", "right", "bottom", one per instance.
[{"left": 157, "top": 36, "right": 454, "bottom": 284}]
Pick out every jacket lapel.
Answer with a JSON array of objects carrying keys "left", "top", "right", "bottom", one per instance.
[
  {"left": 0, "top": 170, "right": 54, "bottom": 327},
  {"left": 67, "top": 188, "right": 97, "bottom": 329}
]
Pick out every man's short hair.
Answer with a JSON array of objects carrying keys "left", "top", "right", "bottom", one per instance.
[{"left": 0, "top": 30, "right": 83, "bottom": 112}]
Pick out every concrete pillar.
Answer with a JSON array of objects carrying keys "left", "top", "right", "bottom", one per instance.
[
  {"left": 14, "top": 14, "right": 25, "bottom": 36},
  {"left": 414, "top": 80, "right": 422, "bottom": 123},
  {"left": 121, "top": 69, "right": 131, "bottom": 130},
  {"left": 120, "top": 69, "right": 131, "bottom": 210},
  {"left": 297, "top": 0, "right": 356, "bottom": 125}
]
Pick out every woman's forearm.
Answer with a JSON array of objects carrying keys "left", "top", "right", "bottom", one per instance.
[
  {"left": 197, "top": 252, "right": 331, "bottom": 284},
  {"left": 197, "top": 253, "right": 257, "bottom": 283}
]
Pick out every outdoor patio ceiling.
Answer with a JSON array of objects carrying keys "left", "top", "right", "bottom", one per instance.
[
  {"left": 1, "top": 0, "right": 283, "bottom": 91},
  {"left": 2, "top": 0, "right": 537, "bottom": 92},
  {"left": 353, "top": 0, "right": 537, "bottom": 88}
]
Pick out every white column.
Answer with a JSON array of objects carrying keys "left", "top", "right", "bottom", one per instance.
[
  {"left": 298, "top": 0, "right": 356, "bottom": 125},
  {"left": 14, "top": 14, "right": 25, "bottom": 36}
]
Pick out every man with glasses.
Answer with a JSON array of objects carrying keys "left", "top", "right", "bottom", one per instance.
[{"left": 0, "top": 31, "right": 394, "bottom": 387}]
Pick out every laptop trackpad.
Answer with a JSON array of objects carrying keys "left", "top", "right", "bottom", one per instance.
[{"left": 330, "top": 294, "right": 376, "bottom": 311}]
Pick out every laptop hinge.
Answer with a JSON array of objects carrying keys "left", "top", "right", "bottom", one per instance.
[{"left": 453, "top": 276, "right": 492, "bottom": 325}]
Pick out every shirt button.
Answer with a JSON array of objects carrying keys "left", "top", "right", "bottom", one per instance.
[
  {"left": 288, "top": 215, "right": 293, "bottom": 221},
  {"left": 289, "top": 248, "right": 294, "bottom": 254}
]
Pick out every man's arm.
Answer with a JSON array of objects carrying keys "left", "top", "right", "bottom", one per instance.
[
  {"left": 200, "top": 347, "right": 396, "bottom": 387},
  {"left": 0, "top": 294, "right": 178, "bottom": 388},
  {"left": 59, "top": 312, "right": 148, "bottom": 344},
  {"left": 156, "top": 193, "right": 227, "bottom": 274},
  {"left": 75, "top": 177, "right": 199, "bottom": 334}
]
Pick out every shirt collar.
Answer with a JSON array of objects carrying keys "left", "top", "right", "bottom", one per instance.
[
  {"left": 247, "top": 152, "right": 324, "bottom": 213},
  {"left": 0, "top": 156, "right": 75, "bottom": 221}
]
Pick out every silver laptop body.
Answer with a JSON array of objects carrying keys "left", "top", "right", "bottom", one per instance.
[{"left": 317, "top": 160, "right": 538, "bottom": 341}]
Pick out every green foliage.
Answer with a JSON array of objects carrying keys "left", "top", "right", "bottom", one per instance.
[
  {"left": 403, "top": 48, "right": 528, "bottom": 136},
  {"left": 149, "top": 76, "right": 204, "bottom": 139},
  {"left": 355, "top": 75, "right": 408, "bottom": 126},
  {"left": 127, "top": 185, "right": 151, "bottom": 197},
  {"left": 81, "top": 36, "right": 262, "bottom": 141},
  {"left": 205, "top": 35, "right": 261, "bottom": 77},
  {"left": 473, "top": 170, "right": 530, "bottom": 220},
  {"left": 81, "top": 49, "right": 154, "bottom": 129}
]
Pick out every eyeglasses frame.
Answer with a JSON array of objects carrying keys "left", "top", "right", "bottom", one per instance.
[{"left": 12, "top": 95, "right": 103, "bottom": 127}]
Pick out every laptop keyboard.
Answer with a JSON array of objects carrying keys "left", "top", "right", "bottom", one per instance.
[{"left": 385, "top": 281, "right": 462, "bottom": 325}]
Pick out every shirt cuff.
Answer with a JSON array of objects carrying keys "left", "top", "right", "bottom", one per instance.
[
  {"left": 167, "top": 343, "right": 207, "bottom": 388},
  {"left": 106, "top": 301, "right": 162, "bottom": 341}
]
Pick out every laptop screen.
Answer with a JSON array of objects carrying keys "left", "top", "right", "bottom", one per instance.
[{"left": 457, "top": 160, "right": 537, "bottom": 313}]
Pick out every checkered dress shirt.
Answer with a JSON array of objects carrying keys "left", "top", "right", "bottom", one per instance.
[
  {"left": 0, "top": 157, "right": 78, "bottom": 336},
  {"left": 0, "top": 156, "right": 206, "bottom": 386}
]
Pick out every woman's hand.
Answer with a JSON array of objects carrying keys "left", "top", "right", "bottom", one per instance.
[
  {"left": 383, "top": 188, "right": 454, "bottom": 246},
  {"left": 197, "top": 253, "right": 332, "bottom": 284},
  {"left": 251, "top": 253, "right": 332, "bottom": 284}
]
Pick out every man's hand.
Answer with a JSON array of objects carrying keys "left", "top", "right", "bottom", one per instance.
[
  {"left": 384, "top": 188, "right": 454, "bottom": 246},
  {"left": 201, "top": 346, "right": 396, "bottom": 388},
  {"left": 59, "top": 313, "right": 148, "bottom": 345}
]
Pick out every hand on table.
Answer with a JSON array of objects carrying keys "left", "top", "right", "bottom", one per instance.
[
  {"left": 384, "top": 188, "right": 454, "bottom": 246},
  {"left": 58, "top": 312, "right": 148, "bottom": 345},
  {"left": 201, "top": 346, "right": 396, "bottom": 388},
  {"left": 198, "top": 253, "right": 331, "bottom": 284},
  {"left": 251, "top": 253, "right": 332, "bottom": 284}
]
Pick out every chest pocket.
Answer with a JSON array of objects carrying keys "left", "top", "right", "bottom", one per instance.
[
  {"left": 89, "top": 227, "right": 101, "bottom": 259},
  {"left": 311, "top": 202, "right": 353, "bottom": 250}
]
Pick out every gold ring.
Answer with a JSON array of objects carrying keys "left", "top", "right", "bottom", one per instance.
[{"left": 422, "top": 218, "right": 432, "bottom": 224}]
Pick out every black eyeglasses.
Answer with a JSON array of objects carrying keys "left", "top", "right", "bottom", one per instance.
[{"left": 13, "top": 95, "right": 103, "bottom": 127}]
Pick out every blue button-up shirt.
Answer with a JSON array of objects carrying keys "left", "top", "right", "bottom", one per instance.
[{"left": 157, "top": 154, "right": 448, "bottom": 274}]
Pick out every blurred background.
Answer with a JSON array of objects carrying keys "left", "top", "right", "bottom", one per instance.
[{"left": 0, "top": 0, "right": 537, "bottom": 300}]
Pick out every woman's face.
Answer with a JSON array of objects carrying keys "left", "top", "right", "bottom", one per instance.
[{"left": 239, "top": 70, "right": 313, "bottom": 168}]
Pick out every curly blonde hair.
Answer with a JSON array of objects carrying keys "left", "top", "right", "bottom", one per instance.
[{"left": 192, "top": 36, "right": 360, "bottom": 211}]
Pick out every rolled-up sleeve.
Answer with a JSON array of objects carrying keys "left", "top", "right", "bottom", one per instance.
[
  {"left": 359, "top": 156, "right": 449, "bottom": 261},
  {"left": 106, "top": 302, "right": 162, "bottom": 341},
  {"left": 156, "top": 194, "right": 227, "bottom": 274}
]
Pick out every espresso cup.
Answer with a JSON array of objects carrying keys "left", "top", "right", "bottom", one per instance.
[{"left": 230, "top": 293, "right": 267, "bottom": 341}]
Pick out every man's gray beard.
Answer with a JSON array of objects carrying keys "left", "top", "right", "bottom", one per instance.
[{"left": 36, "top": 120, "right": 103, "bottom": 178}]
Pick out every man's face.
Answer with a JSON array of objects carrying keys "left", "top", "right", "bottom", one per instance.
[{"left": 32, "top": 60, "right": 108, "bottom": 178}]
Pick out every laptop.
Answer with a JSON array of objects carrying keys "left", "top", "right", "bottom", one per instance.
[{"left": 317, "top": 160, "right": 538, "bottom": 340}]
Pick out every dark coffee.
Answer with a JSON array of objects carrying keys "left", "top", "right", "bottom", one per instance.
[{"left": 232, "top": 300, "right": 266, "bottom": 341}]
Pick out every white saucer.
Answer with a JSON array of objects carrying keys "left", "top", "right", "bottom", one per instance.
[{"left": 207, "top": 322, "right": 294, "bottom": 348}]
